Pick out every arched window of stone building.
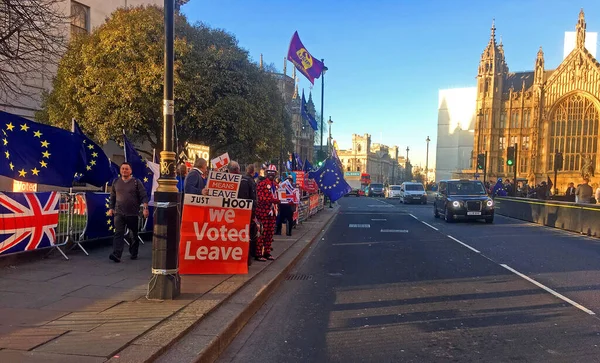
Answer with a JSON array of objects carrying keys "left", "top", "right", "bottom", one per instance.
[{"left": 549, "top": 94, "right": 599, "bottom": 172}]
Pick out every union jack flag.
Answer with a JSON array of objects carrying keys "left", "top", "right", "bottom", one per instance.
[{"left": 0, "top": 191, "right": 60, "bottom": 255}]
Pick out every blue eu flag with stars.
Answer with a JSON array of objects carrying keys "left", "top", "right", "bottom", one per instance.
[
  {"left": 73, "top": 120, "right": 113, "bottom": 187},
  {"left": 83, "top": 192, "right": 114, "bottom": 239},
  {"left": 0, "top": 111, "right": 85, "bottom": 187},
  {"left": 123, "top": 134, "right": 154, "bottom": 199},
  {"left": 308, "top": 158, "right": 352, "bottom": 202}
]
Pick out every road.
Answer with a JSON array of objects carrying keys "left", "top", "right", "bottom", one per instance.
[{"left": 218, "top": 196, "right": 600, "bottom": 362}]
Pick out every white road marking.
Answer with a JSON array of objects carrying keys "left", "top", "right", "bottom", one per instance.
[
  {"left": 409, "top": 214, "right": 418, "bottom": 219},
  {"left": 367, "top": 205, "right": 393, "bottom": 208},
  {"left": 349, "top": 224, "right": 370, "bottom": 228},
  {"left": 421, "top": 221, "right": 439, "bottom": 231},
  {"left": 447, "top": 235, "right": 481, "bottom": 253},
  {"left": 348, "top": 206, "right": 358, "bottom": 209},
  {"left": 500, "top": 264, "right": 595, "bottom": 315},
  {"left": 381, "top": 229, "right": 408, "bottom": 233},
  {"left": 332, "top": 241, "right": 400, "bottom": 246},
  {"left": 371, "top": 218, "right": 387, "bottom": 221}
]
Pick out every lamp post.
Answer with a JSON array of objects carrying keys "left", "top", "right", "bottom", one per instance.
[
  {"left": 327, "top": 116, "right": 333, "bottom": 156},
  {"left": 405, "top": 146, "right": 410, "bottom": 182},
  {"left": 319, "top": 61, "right": 328, "bottom": 161},
  {"left": 425, "top": 136, "right": 430, "bottom": 183},
  {"left": 147, "top": 0, "right": 180, "bottom": 300}
]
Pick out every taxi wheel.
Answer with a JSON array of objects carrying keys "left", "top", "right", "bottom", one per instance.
[{"left": 444, "top": 208, "right": 454, "bottom": 223}]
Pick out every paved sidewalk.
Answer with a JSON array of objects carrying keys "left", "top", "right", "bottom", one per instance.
[{"left": 0, "top": 207, "right": 337, "bottom": 363}]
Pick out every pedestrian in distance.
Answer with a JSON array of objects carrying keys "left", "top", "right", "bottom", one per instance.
[
  {"left": 108, "top": 162, "right": 149, "bottom": 263},
  {"left": 184, "top": 158, "right": 208, "bottom": 195}
]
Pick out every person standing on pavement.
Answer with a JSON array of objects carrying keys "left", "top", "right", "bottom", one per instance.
[
  {"left": 275, "top": 175, "right": 295, "bottom": 237},
  {"left": 576, "top": 177, "right": 593, "bottom": 203},
  {"left": 108, "top": 162, "right": 149, "bottom": 263},
  {"left": 184, "top": 158, "right": 208, "bottom": 195},
  {"left": 565, "top": 182, "right": 576, "bottom": 202},
  {"left": 255, "top": 165, "right": 280, "bottom": 261},
  {"left": 176, "top": 163, "right": 188, "bottom": 192},
  {"left": 235, "top": 163, "right": 258, "bottom": 266}
]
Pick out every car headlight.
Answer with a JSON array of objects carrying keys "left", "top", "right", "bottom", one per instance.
[
  {"left": 486, "top": 199, "right": 494, "bottom": 207},
  {"left": 452, "top": 201, "right": 460, "bottom": 208}
]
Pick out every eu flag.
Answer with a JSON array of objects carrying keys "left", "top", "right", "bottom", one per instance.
[
  {"left": 123, "top": 134, "right": 154, "bottom": 199},
  {"left": 303, "top": 159, "right": 314, "bottom": 172},
  {"left": 301, "top": 91, "right": 318, "bottom": 131},
  {"left": 308, "top": 158, "right": 351, "bottom": 202},
  {"left": 73, "top": 121, "right": 113, "bottom": 187},
  {"left": 83, "top": 192, "right": 114, "bottom": 239},
  {"left": 109, "top": 161, "right": 120, "bottom": 186},
  {"left": 0, "top": 111, "right": 85, "bottom": 187}
]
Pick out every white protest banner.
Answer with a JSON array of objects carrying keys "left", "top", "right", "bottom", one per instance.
[
  {"left": 211, "top": 152, "right": 230, "bottom": 170},
  {"left": 205, "top": 170, "right": 242, "bottom": 199}
]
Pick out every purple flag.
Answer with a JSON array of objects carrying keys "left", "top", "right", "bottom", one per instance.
[{"left": 287, "top": 31, "right": 324, "bottom": 85}]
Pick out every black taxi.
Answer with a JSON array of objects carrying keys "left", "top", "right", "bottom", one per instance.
[{"left": 433, "top": 179, "right": 494, "bottom": 223}]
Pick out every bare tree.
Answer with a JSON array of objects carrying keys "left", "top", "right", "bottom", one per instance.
[{"left": 0, "top": 0, "right": 70, "bottom": 103}]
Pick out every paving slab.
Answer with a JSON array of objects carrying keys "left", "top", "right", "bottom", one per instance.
[
  {"left": 0, "top": 349, "right": 106, "bottom": 363},
  {"left": 40, "top": 297, "right": 122, "bottom": 312},
  {"left": 0, "top": 326, "right": 68, "bottom": 350}
]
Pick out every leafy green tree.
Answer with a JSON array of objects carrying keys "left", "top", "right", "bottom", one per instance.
[{"left": 38, "top": 5, "right": 292, "bottom": 163}]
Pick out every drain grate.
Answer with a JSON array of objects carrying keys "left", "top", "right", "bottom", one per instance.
[{"left": 286, "top": 273, "right": 313, "bottom": 281}]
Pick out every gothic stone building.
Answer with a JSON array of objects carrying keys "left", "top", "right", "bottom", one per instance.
[
  {"left": 337, "top": 134, "right": 403, "bottom": 184},
  {"left": 469, "top": 10, "right": 600, "bottom": 191}
]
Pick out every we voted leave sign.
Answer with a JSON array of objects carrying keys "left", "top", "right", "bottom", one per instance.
[{"left": 179, "top": 194, "right": 253, "bottom": 274}]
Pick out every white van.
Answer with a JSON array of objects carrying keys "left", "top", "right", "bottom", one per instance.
[{"left": 400, "top": 182, "right": 427, "bottom": 204}]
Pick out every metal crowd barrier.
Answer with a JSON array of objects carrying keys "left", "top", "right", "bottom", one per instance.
[{"left": 54, "top": 191, "right": 89, "bottom": 260}]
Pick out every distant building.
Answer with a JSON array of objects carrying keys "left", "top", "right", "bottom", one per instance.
[
  {"left": 336, "top": 134, "right": 403, "bottom": 184},
  {"left": 1, "top": 0, "right": 163, "bottom": 119},
  {"left": 444, "top": 10, "right": 600, "bottom": 193},
  {"left": 435, "top": 87, "right": 477, "bottom": 181}
]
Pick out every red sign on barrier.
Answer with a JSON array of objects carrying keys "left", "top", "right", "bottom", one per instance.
[
  {"left": 178, "top": 195, "right": 253, "bottom": 274},
  {"left": 309, "top": 194, "right": 319, "bottom": 215}
]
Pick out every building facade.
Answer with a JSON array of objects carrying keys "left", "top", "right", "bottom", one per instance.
[
  {"left": 336, "top": 134, "right": 403, "bottom": 184},
  {"left": 435, "top": 87, "right": 477, "bottom": 181},
  {"left": 1, "top": 0, "right": 163, "bottom": 119},
  {"left": 461, "top": 10, "right": 600, "bottom": 192}
]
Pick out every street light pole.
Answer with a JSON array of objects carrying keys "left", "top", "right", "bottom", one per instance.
[
  {"left": 147, "top": 0, "right": 180, "bottom": 300},
  {"left": 319, "top": 60, "right": 327, "bottom": 161},
  {"left": 327, "top": 116, "right": 333, "bottom": 156},
  {"left": 425, "top": 136, "right": 430, "bottom": 183}
]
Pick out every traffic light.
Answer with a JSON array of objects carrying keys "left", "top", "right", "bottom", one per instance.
[
  {"left": 506, "top": 146, "right": 515, "bottom": 166},
  {"left": 476, "top": 153, "right": 485, "bottom": 170},
  {"left": 554, "top": 152, "right": 563, "bottom": 171},
  {"left": 318, "top": 161, "right": 323, "bottom": 167}
]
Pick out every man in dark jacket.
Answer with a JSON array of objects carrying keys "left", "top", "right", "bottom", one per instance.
[
  {"left": 184, "top": 158, "right": 207, "bottom": 195},
  {"left": 236, "top": 163, "right": 258, "bottom": 266},
  {"left": 108, "top": 162, "right": 149, "bottom": 262}
]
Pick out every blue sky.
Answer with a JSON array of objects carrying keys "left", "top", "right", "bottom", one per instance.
[{"left": 182, "top": 0, "right": 600, "bottom": 169}]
